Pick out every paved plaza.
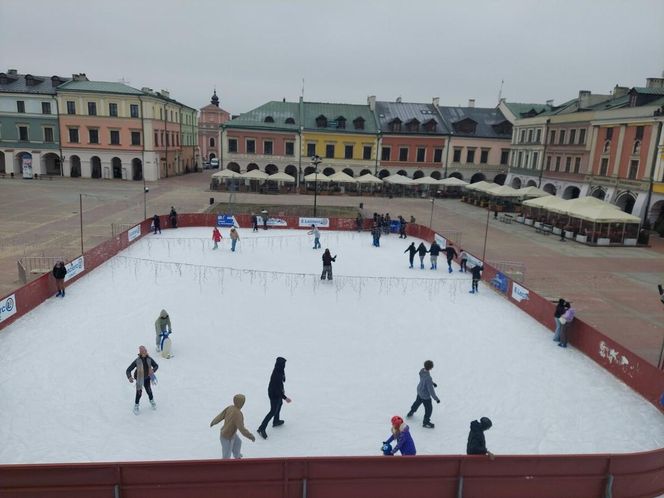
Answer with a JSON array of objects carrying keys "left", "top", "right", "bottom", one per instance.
[{"left": 1, "top": 171, "right": 663, "bottom": 365}]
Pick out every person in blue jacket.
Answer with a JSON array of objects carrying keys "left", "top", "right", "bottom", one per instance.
[{"left": 383, "top": 415, "right": 416, "bottom": 456}]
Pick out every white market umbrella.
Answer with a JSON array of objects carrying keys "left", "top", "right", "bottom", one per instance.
[
  {"left": 411, "top": 176, "right": 441, "bottom": 185},
  {"left": 383, "top": 174, "right": 414, "bottom": 185},
  {"left": 438, "top": 177, "right": 469, "bottom": 187},
  {"left": 489, "top": 185, "right": 522, "bottom": 197},
  {"left": 356, "top": 173, "right": 384, "bottom": 184},
  {"left": 465, "top": 180, "right": 495, "bottom": 192},
  {"left": 548, "top": 196, "right": 607, "bottom": 215},
  {"left": 328, "top": 171, "right": 358, "bottom": 183},
  {"left": 212, "top": 169, "right": 243, "bottom": 180},
  {"left": 267, "top": 172, "right": 296, "bottom": 183},
  {"left": 241, "top": 169, "right": 269, "bottom": 180},
  {"left": 515, "top": 186, "right": 551, "bottom": 199},
  {"left": 304, "top": 172, "right": 333, "bottom": 183}
]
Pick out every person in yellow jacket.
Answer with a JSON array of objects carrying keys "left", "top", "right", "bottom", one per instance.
[{"left": 210, "top": 394, "right": 256, "bottom": 459}]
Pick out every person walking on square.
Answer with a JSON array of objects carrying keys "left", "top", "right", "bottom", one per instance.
[
  {"left": 308, "top": 224, "right": 321, "bottom": 249},
  {"left": 126, "top": 345, "right": 159, "bottom": 415},
  {"left": 210, "top": 394, "right": 256, "bottom": 459},
  {"left": 404, "top": 242, "right": 416, "bottom": 269},
  {"left": 321, "top": 248, "right": 337, "bottom": 280},
  {"left": 443, "top": 243, "right": 458, "bottom": 273},
  {"left": 154, "top": 309, "right": 172, "bottom": 352},
  {"left": 429, "top": 240, "right": 441, "bottom": 270},
  {"left": 558, "top": 302, "right": 576, "bottom": 348},
  {"left": 552, "top": 298, "right": 567, "bottom": 342},
  {"left": 467, "top": 417, "right": 494, "bottom": 459},
  {"left": 229, "top": 227, "right": 240, "bottom": 252},
  {"left": 459, "top": 249, "right": 468, "bottom": 273},
  {"left": 212, "top": 227, "right": 222, "bottom": 250},
  {"left": 169, "top": 206, "right": 178, "bottom": 228},
  {"left": 383, "top": 416, "right": 416, "bottom": 456},
  {"left": 257, "top": 357, "right": 291, "bottom": 439},
  {"left": 52, "top": 261, "right": 67, "bottom": 297},
  {"left": 152, "top": 214, "right": 161, "bottom": 234},
  {"left": 416, "top": 242, "right": 428, "bottom": 270},
  {"left": 251, "top": 213, "right": 258, "bottom": 232},
  {"left": 406, "top": 360, "right": 440, "bottom": 428},
  {"left": 470, "top": 264, "right": 484, "bottom": 294}
]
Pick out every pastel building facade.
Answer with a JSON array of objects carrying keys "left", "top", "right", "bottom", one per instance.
[{"left": 199, "top": 90, "right": 230, "bottom": 163}]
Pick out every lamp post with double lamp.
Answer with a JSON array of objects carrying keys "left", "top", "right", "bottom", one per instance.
[{"left": 311, "top": 155, "right": 322, "bottom": 217}]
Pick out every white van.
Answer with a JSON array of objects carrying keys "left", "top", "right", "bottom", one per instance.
[{"left": 210, "top": 158, "right": 219, "bottom": 169}]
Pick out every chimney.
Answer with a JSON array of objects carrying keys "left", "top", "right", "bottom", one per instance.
[
  {"left": 499, "top": 97, "right": 506, "bottom": 104},
  {"left": 7, "top": 69, "right": 17, "bottom": 75},
  {"left": 141, "top": 87, "right": 153, "bottom": 93},
  {"left": 159, "top": 89, "right": 170, "bottom": 98},
  {"left": 396, "top": 96, "right": 402, "bottom": 103},
  {"left": 367, "top": 95, "right": 376, "bottom": 110},
  {"left": 546, "top": 99, "right": 554, "bottom": 106},
  {"left": 432, "top": 97, "right": 439, "bottom": 107},
  {"left": 578, "top": 90, "right": 591, "bottom": 108},
  {"left": 612, "top": 85, "right": 629, "bottom": 97},
  {"left": 72, "top": 73, "right": 88, "bottom": 81},
  {"left": 646, "top": 77, "right": 664, "bottom": 89},
  {"left": 468, "top": 99, "right": 475, "bottom": 108}
]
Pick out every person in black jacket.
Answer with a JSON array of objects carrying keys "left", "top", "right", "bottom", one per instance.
[
  {"left": 321, "top": 249, "right": 337, "bottom": 280},
  {"left": 658, "top": 284, "right": 664, "bottom": 305},
  {"left": 469, "top": 264, "right": 484, "bottom": 294},
  {"left": 443, "top": 243, "right": 458, "bottom": 273},
  {"left": 552, "top": 298, "right": 567, "bottom": 342},
  {"left": 466, "top": 416, "right": 494, "bottom": 458},
  {"left": 152, "top": 214, "right": 161, "bottom": 234},
  {"left": 416, "top": 242, "right": 428, "bottom": 269},
  {"left": 52, "top": 261, "right": 67, "bottom": 297},
  {"left": 126, "top": 345, "right": 159, "bottom": 415},
  {"left": 251, "top": 213, "right": 258, "bottom": 232},
  {"left": 257, "top": 357, "right": 292, "bottom": 439},
  {"left": 429, "top": 240, "right": 441, "bottom": 270},
  {"left": 398, "top": 216, "right": 407, "bottom": 239},
  {"left": 404, "top": 242, "right": 416, "bottom": 269},
  {"left": 169, "top": 206, "right": 178, "bottom": 228}
]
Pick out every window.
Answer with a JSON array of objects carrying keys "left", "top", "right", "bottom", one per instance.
[
  {"left": 549, "top": 130, "right": 556, "bottom": 144},
  {"left": 606, "top": 127, "right": 613, "bottom": 140},
  {"left": 574, "top": 157, "right": 581, "bottom": 174},
  {"left": 307, "top": 143, "right": 316, "bottom": 157},
  {"left": 337, "top": 117, "right": 346, "bottom": 129},
  {"left": 532, "top": 152, "right": 539, "bottom": 169},
  {"left": 635, "top": 126, "right": 644, "bottom": 140},
  {"left": 480, "top": 149, "right": 489, "bottom": 164},
  {"left": 246, "top": 139, "right": 255, "bottom": 154},
  {"left": 381, "top": 146, "right": 391, "bottom": 161},
  {"left": 44, "top": 127, "right": 54, "bottom": 143},
  {"left": 285, "top": 142, "right": 294, "bottom": 156},
  {"left": 434, "top": 148, "right": 443, "bottom": 163},
  {"left": 110, "top": 130, "right": 120, "bottom": 145},
  {"left": 17, "top": 101, "right": 25, "bottom": 113},
  {"left": 264, "top": 141, "right": 273, "bottom": 155},
  {"left": 399, "top": 147, "right": 408, "bottom": 162},
  {"left": 130, "top": 104, "right": 139, "bottom": 118},
  {"left": 316, "top": 115, "right": 328, "bottom": 128},
  {"left": 453, "top": 148, "right": 462, "bottom": 162},
  {"left": 68, "top": 128, "right": 79, "bottom": 143},
  {"left": 603, "top": 141, "right": 611, "bottom": 153},
  {"left": 632, "top": 140, "right": 641, "bottom": 155},
  {"left": 285, "top": 117, "right": 295, "bottom": 124},
  {"left": 416, "top": 148, "right": 425, "bottom": 162},
  {"left": 546, "top": 155, "right": 552, "bottom": 170},
  {"left": 559, "top": 130, "right": 566, "bottom": 145},
  {"left": 18, "top": 126, "right": 29, "bottom": 141},
  {"left": 325, "top": 144, "right": 335, "bottom": 158},
  {"left": 160, "top": 131, "right": 164, "bottom": 145},
  {"left": 159, "top": 108, "right": 163, "bottom": 120},
  {"left": 363, "top": 145, "right": 372, "bottom": 160},
  {"left": 88, "top": 102, "right": 97, "bottom": 116},
  {"left": 569, "top": 129, "right": 576, "bottom": 144},
  {"left": 228, "top": 138, "right": 238, "bottom": 153},
  {"left": 579, "top": 128, "right": 586, "bottom": 144},
  {"left": 535, "top": 129, "right": 541, "bottom": 144},
  {"left": 600, "top": 158, "right": 609, "bottom": 176},
  {"left": 527, "top": 129, "right": 533, "bottom": 143},
  {"left": 344, "top": 145, "right": 353, "bottom": 159},
  {"left": 353, "top": 117, "right": 365, "bottom": 130},
  {"left": 67, "top": 101, "right": 76, "bottom": 114},
  {"left": 520, "top": 130, "right": 526, "bottom": 143},
  {"left": 565, "top": 157, "right": 571, "bottom": 172},
  {"left": 264, "top": 116, "right": 274, "bottom": 123},
  {"left": 500, "top": 149, "right": 509, "bottom": 165},
  {"left": 89, "top": 129, "right": 99, "bottom": 144},
  {"left": 131, "top": 131, "right": 141, "bottom": 146},
  {"left": 209, "top": 137, "right": 215, "bottom": 147},
  {"left": 555, "top": 156, "right": 561, "bottom": 172},
  {"left": 109, "top": 103, "right": 118, "bottom": 117},
  {"left": 466, "top": 149, "right": 475, "bottom": 163},
  {"left": 42, "top": 102, "right": 51, "bottom": 114},
  {"left": 154, "top": 132, "right": 159, "bottom": 146},
  {"left": 628, "top": 160, "right": 639, "bottom": 179},
  {"left": 518, "top": 151, "right": 523, "bottom": 167}
]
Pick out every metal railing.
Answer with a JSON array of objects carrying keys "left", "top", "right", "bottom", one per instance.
[
  {"left": 17, "top": 256, "right": 64, "bottom": 284},
  {"left": 488, "top": 260, "right": 526, "bottom": 283},
  {"left": 111, "top": 223, "right": 135, "bottom": 237}
]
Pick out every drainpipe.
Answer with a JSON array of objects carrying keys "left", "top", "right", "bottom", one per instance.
[
  {"left": 538, "top": 118, "right": 550, "bottom": 188},
  {"left": 164, "top": 102, "right": 168, "bottom": 178},
  {"left": 297, "top": 126, "right": 302, "bottom": 188},
  {"left": 642, "top": 119, "right": 663, "bottom": 227},
  {"left": 139, "top": 95, "right": 146, "bottom": 181},
  {"left": 374, "top": 132, "right": 380, "bottom": 176},
  {"left": 444, "top": 132, "right": 452, "bottom": 178},
  {"left": 55, "top": 96, "right": 64, "bottom": 177}
]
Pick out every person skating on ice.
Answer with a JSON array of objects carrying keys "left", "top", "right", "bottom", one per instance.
[
  {"left": 459, "top": 249, "right": 468, "bottom": 273},
  {"left": 404, "top": 242, "right": 416, "bottom": 269},
  {"left": 308, "top": 224, "right": 321, "bottom": 249},
  {"left": 416, "top": 242, "right": 428, "bottom": 269},
  {"left": 229, "top": 227, "right": 240, "bottom": 252},
  {"left": 321, "top": 248, "right": 337, "bottom": 280},
  {"left": 469, "top": 263, "right": 484, "bottom": 294},
  {"left": 154, "top": 309, "right": 172, "bottom": 352},
  {"left": 257, "top": 357, "right": 292, "bottom": 439},
  {"left": 398, "top": 215, "right": 407, "bottom": 239},
  {"left": 210, "top": 394, "right": 256, "bottom": 459},
  {"left": 467, "top": 416, "right": 494, "bottom": 459},
  {"left": 406, "top": 360, "right": 440, "bottom": 428},
  {"left": 251, "top": 213, "right": 258, "bottom": 232},
  {"left": 383, "top": 416, "right": 416, "bottom": 456},
  {"left": 443, "top": 243, "right": 458, "bottom": 273},
  {"left": 212, "top": 227, "right": 222, "bottom": 250},
  {"left": 152, "top": 214, "right": 161, "bottom": 234},
  {"left": 371, "top": 224, "right": 381, "bottom": 247},
  {"left": 428, "top": 240, "right": 441, "bottom": 270},
  {"left": 126, "top": 345, "right": 159, "bottom": 415}
]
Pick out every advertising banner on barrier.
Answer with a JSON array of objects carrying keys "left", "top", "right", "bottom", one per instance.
[
  {"left": 511, "top": 282, "right": 530, "bottom": 302},
  {"left": 217, "top": 215, "right": 239, "bottom": 227},
  {"left": 64, "top": 257, "right": 85, "bottom": 282},
  {"left": 257, "top": 216, "right": 288, "bottom": 227},
  {"left": 491, "top": 272, "right": 509, "bottom": 294},
  {"left": 0, "top": 294, "right": 16, "bottom": 324},
  {"left": 299, "top": 217, "right": 329, "bottom": 228},
  {"left": 128, "top": 225, "right": 141, "bottom": 242},
  {"left": 434, "top": 233, "right": 447, "bottom": 248}
]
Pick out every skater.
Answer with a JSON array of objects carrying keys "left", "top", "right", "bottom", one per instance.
[
  {"left": 416, "top": 242, "right": 428, "bottom": 269},
  {"left": 371, "top": 224, "right": 381, "bottom": 247},
  {"left": 126, "top": 345, "right": 159, "bottom": 415},
  {"left": 443, "top": 243, "right": 458, "bottom": 273},
  {"left": 356, "top": 213, "right": 363, "bottom": 232},
  {"left": 321, "top": 249, "right": 337, "bottom": 280},
  {"left": 558, "top": 302, "right": 576, "bottom": 348},
  {"left": 384, "top": 213, "right": 391, "bottom": 235},
  {"left": 212, "top": 227, "right": 222, "bottom": 250},
  {"left": 169, "top": 206, "right": 178, "bottom": 228},
  {"left": 261, "top": 210, "right": 268, "bottom": 230},
  {"left": 152, "top": 214, "right": 161, "bottom": 234},
  {"left": 404, "top": 242, "right": 416, "bottom": 269},
  {"left": 154, "top": 309, "right": 172, "bottom": 352},
  {"left": 406, "top": 360, "right": 440, "bottom": 428},
  {"left": 459, "top": 249, "right": 468, "bottom": 272},
  {"left": 257, "top": 357, "right": 292, "bottom": 439},
  {"left": 552, "top": 298, "right": 567, "bottom": 342},
  {"left": 398, "top": 216, "right": 407, "bottom": 239},
  {"left": 210, "top": 394, "right": 256, "bottom": 459},
  {"left": 52, "top": 261, "right": 67, "bottom": 297},
  {"left": 251, "top": 213, "right": 258, "bottom": 232},
  {"left": 658, "top": 284, "right": 664, "bottom": 304},
  {"left": 229, "top": 227, "right": 240, "bottom": 252},
  {"left": 429, "top": 239, "right": 441, "bottom": 270},
  {"left": 469, "top": 263, "right": 484, "bottom": 294},
  {"left": 466, "top": 417, "right": 494, "bottom": 458},
  {"left": 308, "top": 224, "right": 321, "bottom": 249},
  {"left": 382, "top": 416, "right": 416, "bottom": 456}
]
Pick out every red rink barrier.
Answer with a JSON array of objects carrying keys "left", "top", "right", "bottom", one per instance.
[{"left": 0, "top": 215, "right": 663, "bottom": 498}]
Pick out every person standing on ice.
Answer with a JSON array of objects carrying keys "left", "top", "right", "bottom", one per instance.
[
  {"left": 229, "top": 227, "right": 240, "bottom": 252},
  {"left": 552, "top": 298, "right": 567, "bottom": 342},
  {"left": 428, "top": 240, "right": 441, "bottom": 270},
  {"left": 558, "top": 302, "right": 576, "bottom": 348},
  {"left": 52, "top": 261, "right": 67, "bottom": 297},
  {"left": 371, "top": 224, "right": 381, "bottom": 247},
  {"left": 469, "top": 263, "right": 483, "bottom": 294},
  {"left": 154, "top": 309, "right": 172, "bottom": 352},
  {"left": 406, "top": 360, "right": 440, "bottom": 428},
  {"left": 404, "top": 242, "right": 416, "bottom": 269},
  {"left": 398, "top": 215, "right": 407, "bottom": 239},
  {"left": 169, "top": 206, "right": 178, "bottom": 228},
  {"left": 308, "top": 224, "right": 321, "bottom": 249},
  {"left": 251, "top": 213, "right": 258, "bottom": 232},
  {"left": 321, "top": 249, "right": 337, "bottom": 280},
  {"left": 383, "top": 416, "right": 416, "bottom": 456},
  {"left": 416, "top": 242, "right": 428, "bottom": 269},
  {"left": 126, "top": 345, "right": 159, "bottom": 415},
  {"left": 459, "top": 249, "right": 468, "bottom": 273},
  {"left": 467, "top": 417, "right": 494, "bottom": 459},
  {"left": 210, "top": 394, "right": 256, "bottom": 459},
  {"left": 443, "top": 243, "right": 458, "bottom": 273},
  {"left": 257, "top": 357, "right": 291, "bottom": 439},
  {"left": 152, "top": 214, "right": 161, "bottom": 234},
  {"left": 212, "top": 227, "right": 222, "bottom": 250}
]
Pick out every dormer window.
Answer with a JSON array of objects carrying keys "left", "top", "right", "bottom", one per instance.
[
  {"left": 405, "top": 118, "right": 420, "bottom": 132},
  {"left": 264, "top": 116, "right": 274, "bottom": 123},
  {"left": 316, "top": 115, "right": 328, "bottom": 128},
  {"left": 452, "top": 118, "right": 477, "bottom": 134},
  {"left": 336, "top": 116, "right": 346, "bottom": 129},
  {"left": 389, "top": 118, "right": 402, "bottom": 132},
  {"left": 353, "top": 117, "right": 365, "bottom": 130},
  {"left": 285, "top": 117, "right": 295, "bottom": 124},
  {"left": 0, "top": 74, "right": 7, "bottom": 85},
  {"left": 422, "top": 119, "right": 437, "bottom": 132},
  {"left": 492, "top": 120, "right": 512, "bottom": 135}
]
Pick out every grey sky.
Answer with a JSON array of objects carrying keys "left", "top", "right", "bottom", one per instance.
[{"left": 2, "top": 0, "right": 663, "bottom": 114}]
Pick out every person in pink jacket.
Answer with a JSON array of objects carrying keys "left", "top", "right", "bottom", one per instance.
[
  {"left": 558, "top": 302, "right": 576, "bottom": 348},
  {"left": 212, "top": 227, "right": 222, "bottom": 250}
]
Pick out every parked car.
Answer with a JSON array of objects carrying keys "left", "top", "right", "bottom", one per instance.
[{"left": 210, "top": 158, "right": 219, "bottom": 169}]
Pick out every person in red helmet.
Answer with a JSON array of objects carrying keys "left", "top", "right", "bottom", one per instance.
[{"left": 382, "top": 415, "right": 416, "bottom": 455}]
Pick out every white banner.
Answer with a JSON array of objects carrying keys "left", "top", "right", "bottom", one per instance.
[
  {"left": 434, "top": 233, "right": 447, "bottom": 248},
  {"left": 299, "top": 217, "right": 329, "bottom": 228},
  {"left": 511, "top": 282, "right": 530, "bottom": 302},
  {"left": 0, "top": 294, "right": 17, "bottom": 324},
  {"left": 257, "top": 216, "right": 288, "bottom": 227},
  {"left": 128, "top": 225, "right": 141, "bottom": 242},
  {"left": 64, "top": 256, "right": 85, "bottom": 282}
]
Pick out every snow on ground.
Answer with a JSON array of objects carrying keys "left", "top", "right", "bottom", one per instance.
[{"left": 1, "top": 227, "right": 663, "bottom": 464}]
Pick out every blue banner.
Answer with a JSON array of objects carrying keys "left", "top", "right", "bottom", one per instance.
[{"left": 217, "top": 215, "right": 236, "bottom": 227}]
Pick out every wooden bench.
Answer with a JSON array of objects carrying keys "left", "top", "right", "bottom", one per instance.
[{"left": 535, "top": 224, "right": 553, "bottom": 235}]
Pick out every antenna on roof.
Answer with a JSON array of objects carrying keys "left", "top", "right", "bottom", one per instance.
[
  {"left": 301, "top": 78, "right": 304, "bottom": 100},
  {"left": 118, "top": 76, "right": 130, "bottom": 85},
  {"left": 497, "top": 79, "right": 504, "bottom": 104}
]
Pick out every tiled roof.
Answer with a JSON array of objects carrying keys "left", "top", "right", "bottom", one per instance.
[
  {"left": 58, "top": 80, "right": 144, "bottom": 95},
  {"left": 503, "top": 102, "right": 552, "bottom": 118},
  {"left": 0, "top": 72, "right": 70, "bottom": 95},
  {"left": 375, "top": 101, "right": 450, "bottom": 134},
  {"left": 224, "top": 101, "right": 300, "bottom": 130},
  {"left": 632, "top": 86, "right": 664, "bottom": 96},
  {"left": 302, "top": 101, "right": 377, "bottom": 133},
  {"left": 437, "top": 106, "right": 512, "bottom": 139}
]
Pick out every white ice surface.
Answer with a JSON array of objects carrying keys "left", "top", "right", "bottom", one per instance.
[{"left": 0, "top": 227, "right": 662, "bottom": 464}]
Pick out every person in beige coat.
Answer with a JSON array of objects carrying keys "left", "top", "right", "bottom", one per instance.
[{"left": 210, "top": 394, "right": 256, "bottom": 459}]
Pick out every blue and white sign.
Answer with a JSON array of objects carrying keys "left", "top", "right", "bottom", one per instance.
[
  {"left": 128, "top": 225, "right": 141, "bottom": 242},
  {"left": 217, "top": 214, "right": 238, "bottom": 227},
  {"left": 491, "top": 272, "right": 509, "bottom": 294},
  {"left": 0, "top": 294, "right": 17, "bottom": 324},
  {"left": 64, "top": 256, "right": 85, "bottom": 282},
  {"left": 258, "top": 216, "right": 288, "bottom": 227},
  {"left": 299, "top": 217, "right": 329, "bottom": 228},
  {"left": 511, "top": 282, "right": 530, "bottom": 302}
]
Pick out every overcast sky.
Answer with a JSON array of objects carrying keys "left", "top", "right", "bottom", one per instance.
[{"left": 1, "top": 0, "right": 663, "bottom": 114}]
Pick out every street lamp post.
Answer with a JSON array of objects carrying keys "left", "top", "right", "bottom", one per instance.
[
  {"left": 79, "top": 193, "right": 84, "bottom": 256},
  {"left": 311, "top": 155, "right": 322, "bottom": 217},
  {"left": 481, "top": 204, "right": 491, "bottom": 263},
  {"left": 429, "top": 197, "right": 435, "bottom": 229}
]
